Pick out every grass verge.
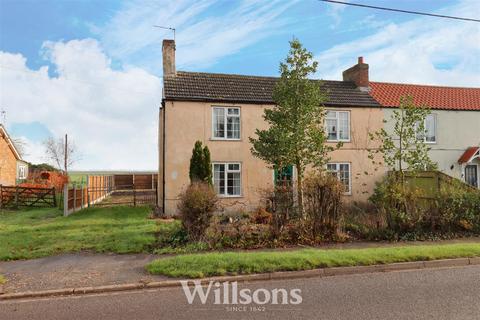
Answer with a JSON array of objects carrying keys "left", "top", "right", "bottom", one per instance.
[
  {"left": 0, "top": 206, "right": 174, "bottom": 260},
  {"left": 146, "top": 243, "right": 480, "bottom": 278}
]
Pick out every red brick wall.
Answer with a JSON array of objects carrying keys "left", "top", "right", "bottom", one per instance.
[{"left": 0, "top": 133, "right": 17, "bottom": 186}]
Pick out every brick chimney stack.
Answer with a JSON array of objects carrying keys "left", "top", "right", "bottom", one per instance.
[
  {"left": 162, "top": 39, "right": 176, "bottom": 77},
  {"left": 342, "top": 56, "right": 369, "bottom": 91}
]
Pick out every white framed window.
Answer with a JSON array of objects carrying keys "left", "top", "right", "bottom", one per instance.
[
  {"left": 212, "top": 107, "right": 241, "bottom": 140},
  {"left": 327, "top": 162, "right": 351, "bottom": 194},
  {"left": 326, "top": 110, "right": 350, "bottom": 142},
  {"left": 18, "top": 165, "right": 27, "bottom": 179},
  {"left": 213, "top": 162, "right": 242, "bottom": 196},
  {"left": 416, "top": 114, "right": 436, "bottom": 143}
]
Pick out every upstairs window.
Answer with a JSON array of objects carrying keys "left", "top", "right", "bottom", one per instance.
[
  {"left": 18, "top": 165, "right": 27, "bottom": 180},
  {"left": 326, "top": 111, "right": 350, "bottom": 142},
  {"left": 213, "top": 162, "right": 241, "bottom": 196},
  {"left": 423, "top": 114, "right": 437, "bottom": 143},
  {"left": 327, "top": 162, "right": 351, "bottom": 194},
  {"left": 212, "top": 107, "right": 240, "bottom": 140}
]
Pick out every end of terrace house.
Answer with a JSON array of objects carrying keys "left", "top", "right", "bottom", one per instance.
[{"left": 158, "top": 39, "right": 480, "bottom": 216}]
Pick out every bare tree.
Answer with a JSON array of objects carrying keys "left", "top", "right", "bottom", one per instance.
[
  {"left": 12, "top": 138, "right": 27, "bottom": 157},
  {"left": 43, "top": 135, "right": 79, "bottom": 174}
]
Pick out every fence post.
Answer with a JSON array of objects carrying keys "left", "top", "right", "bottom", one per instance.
[
  {"left": 53, "top": 188, "right": 57, "bottom": 208},
  {"left": 15, "top": 186, "right": 19, "bottom": 209},
  {"left": 80, "top": 184, "right": 84, "bottom": 209},
  {"left": 133, "top": 184, "right": 136, "bottom": 207},
  {"left": 63, "top": 184, "right": 68, "bottom": 216},
  {"left": 73, "top": 183, "right": 77, "bottom": 213},
  {"left": 0, "top": 185, "right": 2, "bottom": 210},
  {"left": 86, "top": 175, "right": 90, "bottom": 207}
]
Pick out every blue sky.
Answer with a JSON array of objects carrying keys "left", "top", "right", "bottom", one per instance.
[{"left": 1, "top": 0, "right": 479, "bottom": 170}]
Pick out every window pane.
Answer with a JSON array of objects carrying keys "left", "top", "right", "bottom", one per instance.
[
  {"left": 415, "top": 121, "right": 424, "bottom": 141},
  {"left": 228, "top": 163, "right": 240, "bottom": 171},
  {"left": 228, "top": 108, "right": 239, "bottom": 115},
  {"left": 338, "top": 112, "right": 349, "bottom": 140},
  {"left": 227, "top": 115, "right": 240, "bottom": 139},
  {"left": 327, "top": 163, "right": 338, "bottom": 178},
  {"left": 327, "top": 119, "right": 337, "bottom": 140},
  {"left": 227, "top": 171, "right": 241, "bottom": 195},
  {"left": 425, "top": 114, "right": 436, "bottom": 142},
  {"left": 213, "top": 108, "right": 225, "bottom": 138},
  {"left": 213, "top": 164, "right": 225, "bottom": 194},
  {"left": 326, "top": 111, "right": 336, "bottom": 119},
  {"left": 339, "top": 164, "right": 350, "bottom": 193}
]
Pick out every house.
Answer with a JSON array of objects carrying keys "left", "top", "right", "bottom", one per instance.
[
  {"left": 158, "top": 39, "right": 480, "bottom": 215},
  {"left": 0, "top": 124, "right": 28, "bottom": 186},
  {"left": 158, "top": 40, "right": 385, "bottom": 215},
  {"left": 370, "top": 82, "right": 480, "bottom": 188}
]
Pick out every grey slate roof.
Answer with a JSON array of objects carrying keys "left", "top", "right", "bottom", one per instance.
[{"left": 163, "top": 71, "right": 381, "bottom": 107}]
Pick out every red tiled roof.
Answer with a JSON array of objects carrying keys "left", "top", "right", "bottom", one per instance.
[
  {"left": 458, "top": 147, "right": 480, "bottom": 164},
  {"left": 369, "top": 82, "right": 480, "bottom": 111}
]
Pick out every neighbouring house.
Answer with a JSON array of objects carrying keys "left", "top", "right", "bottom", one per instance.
[
  {"left": 158, "top": 39, "right": 480, "bottom": 215},
  {"left": 0, "top": 124, "right": 28, "bottom": 186},
  {"left": 370, "top": 82, "right": 480, "bottom": 188}
]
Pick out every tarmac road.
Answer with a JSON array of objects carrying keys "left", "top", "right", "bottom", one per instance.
[{"left": 1, "top": 265, "right": 479, "bottom": 320}]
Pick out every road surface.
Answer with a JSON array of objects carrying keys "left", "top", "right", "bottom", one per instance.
[{"left": 1, "top": 265, "right": 479, "bottom": 320}]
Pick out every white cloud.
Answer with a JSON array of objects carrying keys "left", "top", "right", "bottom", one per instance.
[
  {"left": 314, "top": 0, "right": 480, "bottom": 86},
  {"left": 93, "top": 0, "right": 296, "bottom": 72},
  {"left": 0, "top": 39, "right": 162, "bottom": 170}
]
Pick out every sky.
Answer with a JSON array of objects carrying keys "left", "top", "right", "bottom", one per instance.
[{"left": 0, "top": 0, "right": 479, "bottom": 171}]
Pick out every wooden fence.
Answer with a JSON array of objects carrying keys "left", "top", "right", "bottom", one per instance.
[
  {"left": 396, "top": 170, "right": 478, "bottom": 199},
  {"left": 0, "top": 185, "right": 56, "bottom": 209},
  {"left": 63, "top": 174, "right": 158, "bottom": 216},
  {"left": 113, "top": 174, "right": 157, "bottom": 190},
  {"left": 63, "top": 175, "right": 114, "bottom": 216}
]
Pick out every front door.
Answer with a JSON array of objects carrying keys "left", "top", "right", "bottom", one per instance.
[{"left": 465, "top": 165, "right": 478, "bottom": 188}]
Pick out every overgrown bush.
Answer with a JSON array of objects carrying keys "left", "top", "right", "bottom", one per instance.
[
  {"left": 262, "top": 185, "right": 296, "bottom": 238},
  {"left": 178, "top": 182, "right": 218, "bottom": 241},
  {"left": 369, "top": 175, "right": 428, "bottom": 233},
  {"left": 206, "top": 214, "right": 271, "bottom": 249},
  {"left": 435, "top": 189, "right": 480, "bottom": 232},
  {"left": 303, "top": 173, "right": 343, "bottom": 239}
]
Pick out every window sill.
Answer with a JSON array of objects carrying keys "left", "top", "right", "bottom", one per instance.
[
  {"left": 327, "top": 139, "right": 351, "bottom": 143},
  {"left": 218, "top": 195, "right": 244, "bottom": 199},
  {"left": 210, "top": 138, "right": 242, "bottom": 142}
]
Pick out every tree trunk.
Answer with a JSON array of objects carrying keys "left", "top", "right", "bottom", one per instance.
[{"left": 296, "top": 161, "right": 304, "bottom": 218}]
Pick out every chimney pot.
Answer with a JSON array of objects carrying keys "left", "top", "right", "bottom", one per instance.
[
  {"left": 162, "top": 39, "right": 176, "bottom": 77},
  {"left": 358, "top": 56, "right": 364, "bottom": 64}
]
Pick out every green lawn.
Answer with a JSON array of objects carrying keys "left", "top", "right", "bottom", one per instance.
[
  {"left": 0, "top": 206, "right": 171, "bottom": 260},
  {"left": 146, "top": 243, "right": 480, "bottom": 278}
]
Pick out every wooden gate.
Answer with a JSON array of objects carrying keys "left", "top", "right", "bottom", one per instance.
[{"left": 0, "top": 185, "right": 57, "bottom": 208}]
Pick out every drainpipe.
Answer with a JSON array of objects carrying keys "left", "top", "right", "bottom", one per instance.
[{"left": 161, "top": 99, "right": 166, "bottom": 214}]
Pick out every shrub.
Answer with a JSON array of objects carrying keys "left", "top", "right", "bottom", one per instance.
[
  {"left": 435, "top": 189, "right": 480, "bottom": 232},
  {"left": 189, "top": 141, "right": 212, "bottom": 185},
  {"left": 178, "top": 182, "right": 218, "bottom": 241},
  {"left": 303, "top": 173, "right": 343, "bottom": 239},
  {"left": 262, "top": 185, "right": 295, "bottom": 238},
  {"left": 250, "top": 207, "right": 272, "bottom": 225},
  {"left": 206, "top": 215, "right": 271, "bottom": 249},
  {"left": 369, "top": 175, "right": 428, "bottom": 233}
]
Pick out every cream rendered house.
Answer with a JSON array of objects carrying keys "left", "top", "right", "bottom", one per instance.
[
  {"left": 158, "top": 40, "right": 480, "bottom": 215},
  {"left": 158, "top": 40, "right": 384, "bottom": 215}
]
